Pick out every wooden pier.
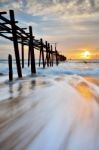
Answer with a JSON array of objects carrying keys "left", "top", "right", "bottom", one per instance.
[{"left": 0, "top": 10, "right": 66, "bottom": 80}]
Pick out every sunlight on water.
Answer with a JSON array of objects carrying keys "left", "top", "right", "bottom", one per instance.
[{"left": 76, "top": 82, "right": 93, "bottom": 100}]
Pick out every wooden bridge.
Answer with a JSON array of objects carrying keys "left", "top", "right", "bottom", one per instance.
[{"left": 0, "top": 10, "right": 66, "bottom": 80}]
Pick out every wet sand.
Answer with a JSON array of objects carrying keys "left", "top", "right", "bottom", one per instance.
[{"left": 0, "top": 75, "right": 99, "bottom": 150}]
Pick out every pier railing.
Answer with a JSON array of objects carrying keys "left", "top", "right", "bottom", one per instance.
[{"left": 0, "top": 10, "right": 66, "bottom": 80}]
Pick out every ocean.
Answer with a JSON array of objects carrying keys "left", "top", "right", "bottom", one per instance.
[
  {"left": 0, "top": 60, "right": 99, "bottom": 77},
  {"left": 0, "top": 60, "right": 99, "bottom": 150}
]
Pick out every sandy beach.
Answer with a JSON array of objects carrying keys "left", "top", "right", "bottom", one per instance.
[{"left": 0, "top": 74, "right": 99, "bottom": 150}]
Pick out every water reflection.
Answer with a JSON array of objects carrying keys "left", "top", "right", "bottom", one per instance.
[
  {"left": 9, "top": 83, "right": 13, "bottom": 99},
  {"left": 0, "top": 77, "right": 53, "bottom": 149},
  {"left": 85, "top": 77, "right": 99, "bottom": 86},
  {"left": 76, "top": 82, "right": 93, "bottom": 100},
  {"left": 0, "top": 77, "right": 51, "bottom": 129},
  {"left": 30, "top": 80, "right": 36, "bottom": 89},
  {"left": 17, "top": 83, "right": 23, "bottom": 96},
  {"left": 0, "top": 76, "right": 99, "bottom": 150}
]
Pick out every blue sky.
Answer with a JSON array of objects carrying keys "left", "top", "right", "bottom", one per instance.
[{"left": 0, "top": 0, "right": 99, "bottom": 59}]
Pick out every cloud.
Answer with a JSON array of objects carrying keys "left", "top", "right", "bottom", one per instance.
[
  {"left": 0, "top": 0, "right": 99, "bottom": 59},
  {"left": 1, "top": 0, "right": 99, "bottom": 15},
  {"left": 25, "top": 0, "right": 99, "bottom": 16},
  {"left": 0, "top": 0, "right": 23, "bottom": 11}
]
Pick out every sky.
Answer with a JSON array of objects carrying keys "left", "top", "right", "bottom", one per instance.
[{"left": 0, "top": 0, "right": 99, "bottom": 60}]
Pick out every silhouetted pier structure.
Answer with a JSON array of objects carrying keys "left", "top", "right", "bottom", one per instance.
[{"left": 0, "top": 10, "right": 66, "bottom": 80}]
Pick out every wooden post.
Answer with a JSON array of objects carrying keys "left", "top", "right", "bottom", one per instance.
[
  {"left": 56, "top": 50, "right": 59, "bottom": 66},
  {"left": 39, "top": 39, "right": 45, "bottom": 68},
  {"left": 47, "top": 43, "right": 50, "bottom": 67},
  {"left": 41, "top": 38, "right": 45, "bottom": 68},
  {"left": 29, "top": 26, "right": 36, "bottom": 74},
  {"left": 21, "top": 37, "right": 24, "bottom": 68},
  {"left": 39, "top": 49, "right": 41, "bottom": 67},
  {"left": 9, "top": 10, "right": 22, "bottom": 78},
  {"left": 50, "top": 46, "right": 52, "bottom": 67},
  {"left": 8, "top": 54, "right": 13, "bottom": 81},
  {"left": 28, "top": 40, "right": 31, "bottom": 67},
  {"left": 55, "top": 43, "right": 58, "bottom": 66},
  {"left": 45, "top": 41, "right": 49, "bottom": 67},
  {"left": 48, "top": 44, "right": 51, "bottom": 67},
  {"left": 51, "top": 45, "right": 53, "bottom": 67}
]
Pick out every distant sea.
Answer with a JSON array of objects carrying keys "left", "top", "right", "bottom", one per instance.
[{"left": 0, "top": 59, "right": 99, "bottom": 77}]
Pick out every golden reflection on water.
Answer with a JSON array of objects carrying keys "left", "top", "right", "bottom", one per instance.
[
  {"left": 85, "top": 77, "right": 99, "bottom": 86},
  {"left": 76, "top": 82, "right": 93, "bottom": 100}
]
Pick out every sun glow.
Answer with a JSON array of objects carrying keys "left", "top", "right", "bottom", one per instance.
[{"left": 81, "top": 51, "right": 91, "bottom": 59}]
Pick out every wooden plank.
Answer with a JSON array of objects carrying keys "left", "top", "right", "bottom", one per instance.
[
  {"left": 21, "top": 28, "right": 27, "bottom": 30},
  {"left": 0, "top": 33, "right": 12, "bottom": 40},
  {"left": 0, "top": 23, "right": 12, "bottom": 33},
  {"left": 0, "top": 21, "right": 18, "bottom": 25},
  {"left": 0, "top": 12, "right": 7, "bottom": 15},
  {"left": 0, "top": 14, "right": 11, "bottom": 24},
  {"left": 0, "top": 31, "right": 11, "bottom": 33}
]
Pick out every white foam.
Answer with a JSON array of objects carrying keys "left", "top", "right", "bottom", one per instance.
[{"left": 0, "top": 62, "right": 99, "bottom": 149}]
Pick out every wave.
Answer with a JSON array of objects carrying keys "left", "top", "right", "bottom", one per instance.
[
  {"left": 0, "top": 66, "right": 99, "bottom": 77},
  {"left": 0, "top": 62, "right": 99, "bottom": 79},
  {"left": 37, "top": 66, "right": 99, "bottom": 76}
]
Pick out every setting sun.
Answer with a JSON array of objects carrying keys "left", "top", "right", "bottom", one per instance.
[{"left": 81, "top": 51, "right": 91, "bottom": 59}]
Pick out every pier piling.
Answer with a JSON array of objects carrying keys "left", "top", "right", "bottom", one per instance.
[
  {"left": 8, "top": 54, "right": 13, "bottom": 81},
  {"left": 9, "top": 10, "right": 22, "bottom": 78},
  {"left": 29, "top": 26, "right": 36, "bottom": 74},
  {"left": 21, "top": 37, "right": 24, "bottom": 68},
  {"left": 0, "top": 9, "right": 66, "bottom": 80}
]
